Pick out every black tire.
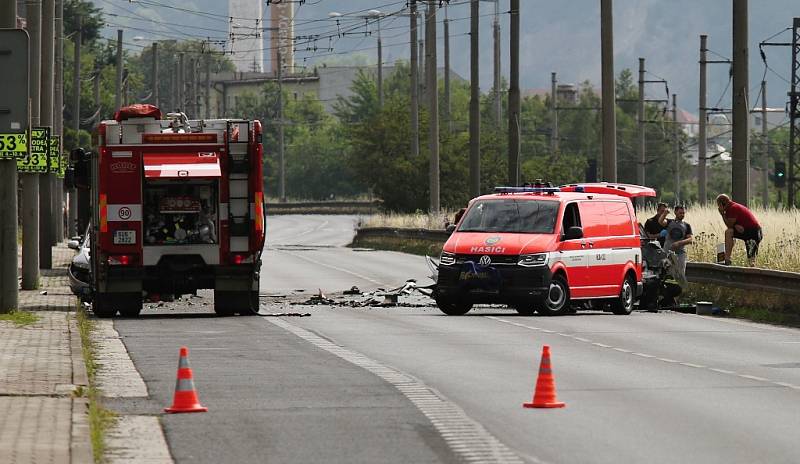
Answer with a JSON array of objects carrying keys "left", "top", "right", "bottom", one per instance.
[
  {"left": 92, "top": 293, "right": 117, "bottom": 318},
  {"left": 435, "top": 298, "right": 472, "bottom": 316},
  {"left": 238, "top": 291, "right": 260, "bottom": 316},
  {"left": 536, "top": 274, "right": 570, "bottom": 316},
  {"left": 611, "top": 274, "right": 636, "bottom": 315},
  {"left": 213, "top": 290, "right": 237, "bottom": 316},
  {"left": 117, "top": 292, "right": 143, "bottom": 318}
]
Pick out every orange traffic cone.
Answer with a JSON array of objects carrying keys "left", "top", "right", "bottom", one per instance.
[
  {"left": 523, "top": 345, "right": 565, "bottom": 408},
  {"left": 164, "top": 346, "right": 208, "bottom": 413}
]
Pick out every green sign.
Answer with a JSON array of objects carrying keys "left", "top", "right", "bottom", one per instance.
[
  {"left": 58, "top": 153, "right": 66, "bottom": 179},
  {"left": 49, "top": 135, "right": 60, "bottom": 173},
  {"left": 17, "top": 127, "right": 49, "bottom": 173},
  {"left": 0, "top": 133, "right": 27, "bottom": 159}
]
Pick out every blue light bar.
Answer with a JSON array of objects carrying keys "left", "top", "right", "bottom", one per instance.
[{"left": 494, "top": 186, "right": 561, "bottom": 194}]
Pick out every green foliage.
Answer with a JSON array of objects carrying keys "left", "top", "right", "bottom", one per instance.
[
  {"left": 64, "top": 0, "right": 104, "bottom": 43},
  {"left": 0, "top": 310, "right": 40, "bottom": 326}
]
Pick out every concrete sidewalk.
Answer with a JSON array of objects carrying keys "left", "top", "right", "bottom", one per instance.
[{"left": 0, "top": 243, "right": 91, "bottom": 463}]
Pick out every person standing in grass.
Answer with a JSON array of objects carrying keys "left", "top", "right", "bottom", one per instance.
[
  {"left": 716, "top": 194, "right": 762, "bottom": 267},
  {"left": 644, "top": 202, "right": 669, "bottom": 247},
  {"left": 659, "top": 204, "right": 693, "bottom": 276}
]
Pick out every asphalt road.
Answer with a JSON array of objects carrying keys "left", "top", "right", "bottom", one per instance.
[{"left": 109, "top": 215, "right": 800, "bottom": 464}]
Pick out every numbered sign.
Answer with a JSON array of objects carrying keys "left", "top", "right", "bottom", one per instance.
[
  {"left": 49, "top": 135, "right": 61, "bottom": 173},
  {"left": 0, "top": 133, "right": 27, "bottom": 160},
  {"left": 58, "top": 152, "right": 66, "bottom": 178},
  {"left": 17, "top": 127, "right": 50, "bottom": 173}
]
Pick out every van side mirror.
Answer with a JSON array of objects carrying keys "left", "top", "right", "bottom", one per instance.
[
  {"left": 563, "top": 226, "right": 583, "bottom": 240},
  {"left": 445, "top": 224, "right": 456, "bottom": 234}
]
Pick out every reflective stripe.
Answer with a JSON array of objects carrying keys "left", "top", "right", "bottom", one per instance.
[
  {"left": 254, "top": 192, "right": 264, "bottom": 233},
  {"left": 174, "top": 377, "right": 197, "bottom": 392},
  {"left": 178, "top": 355, "right": 190, "bottom": 369},
  {"left": 99, "top": 194, "right": 108, "bottom": 232}
]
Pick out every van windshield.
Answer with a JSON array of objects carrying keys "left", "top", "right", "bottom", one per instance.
[{"left": 458, "top": 199, "right": 559, "bottom": 234}]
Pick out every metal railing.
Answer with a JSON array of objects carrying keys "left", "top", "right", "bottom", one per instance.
[
  {"left": 355, "top": 227, "right": 800, "bottom": 296},
  {"left": 266, "top": 200, "right": 382, "bottom": 214}
]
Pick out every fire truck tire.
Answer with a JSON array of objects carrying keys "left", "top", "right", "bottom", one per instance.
[
  {"left": 237, "top": 291, "right": 260, "bottom": 316},
  {"left": 213, "top": 290, "right": 237, "bottom": 316},
  {"left": 92, "top": 294, "right": 117, "bottom": 318},
  {"left": 435, "top": 298, "right": 472, "bottom": 316},
  {"left": 535, "top": 274, "right": 570, "bottom": 316},
  {"left": 611, "top": 274, "right": 636, "bottom": 315}
]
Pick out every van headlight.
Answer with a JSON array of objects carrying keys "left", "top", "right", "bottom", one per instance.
[
  {"left": 518, "top": 253, "right": 548, "bottom": 267},
  {"left": 440, "top": 251, "right": 456, "bottom": 266}
]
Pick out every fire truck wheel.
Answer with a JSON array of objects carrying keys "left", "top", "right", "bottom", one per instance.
[
  {"left": 536, "top": 274, "right": 570, "bottom": 316},
  {"left": 213, "top": 290, "right": 237, "bottom": 316},
  {"left": 435, "top": 298, "right": 472, "bottom": 316},
  {"left": 237, "top": 291, "right": 260, "bottom": 316},
  {"left": 611, "top": 274, "right": 636, "bottom": 315},
  {"left": 92, "top": 294, "right": 117, "bottom": 318}
]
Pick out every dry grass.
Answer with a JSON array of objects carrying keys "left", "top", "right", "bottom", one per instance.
[
  {"left": 637, "top": 205, "right": 800, "bottom": 271},
  {"left": 359, "top": 210, "right": 457, "bottom": 230}
]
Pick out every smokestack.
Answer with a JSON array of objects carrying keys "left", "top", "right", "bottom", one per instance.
[{"left": 270, "top": 2, "right": 294, "bottom": 75}]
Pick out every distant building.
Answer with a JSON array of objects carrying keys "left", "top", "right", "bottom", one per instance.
[
  {"left": 269, "top": 2, "right": 294, "bottom": 74},
  {"left": 228, "top": 0, "right": 263, "bottom": 73}
]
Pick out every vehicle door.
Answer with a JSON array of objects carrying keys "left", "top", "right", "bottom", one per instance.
[
  {"left": 578, "top": 201, "right": 610, "bottom": 298},
  {"left": 555, "top": 202, "right": 589, "bottom": 297}
]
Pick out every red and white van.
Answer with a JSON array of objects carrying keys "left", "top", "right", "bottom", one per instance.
[{"left": 435, "top": 183, "right": 655, "bottom": 316}]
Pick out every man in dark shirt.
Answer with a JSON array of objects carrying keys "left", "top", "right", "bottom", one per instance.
[
  {"left": 644, "top": 202, "right": 669, "bottom": 246},
  {"left": 716, "top": 194, "right": 762, "bottom": 266},
  {"left": 659, "top": 204, "right": 693, "bottom": 277}
]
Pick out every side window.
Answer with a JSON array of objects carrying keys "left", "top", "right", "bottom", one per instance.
[
  {"left": 561, "top": 202, "right": 581, "bottom": 232},
  {"left": 578, "top": 201, "right": 609, "bottom": 238},
  {"left": 604, "top": 201, "right": 634, "bottom": 236}
]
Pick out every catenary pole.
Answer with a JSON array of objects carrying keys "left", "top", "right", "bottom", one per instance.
[
  {"left": 409, "top": 2, "right": 420, "bottom": 160},
  {"left": 761, "top": 80, "right": 769, "bottom": 206},
  {"left": 508, "top": 0, "right": 520, "bottom": 185},
  {"left": 469, "top": 0, "right": 480, "bottom": 196},
  {"left": 277, "top": 49, "right": 285, "bottom": 202},
  {"left": 205, "top": 55, "right": 211, "bottom": 118},
  {"left": 426, "top": 2, "right": 439, "bottom": 213},
  {"left": 0, "top": 0, "right": 20, "bottom": 312},
  {"left": 600, "top": 0, "right": 617, "bottom": 182},
  {"left": 731, "top": 0, "right": 750, "bottom": 205},
  {"left": 377, "top": 19, "right": 383, "bottom": 109},
  {"left": 551, "top": 72, "right": 559, "bottom": 156},
  {"left": 637, "top": 58, "right": 646, "bottom": 197},
  {"left": 151, "top": 42, "right": 158, "bottom": 107},
  {"left": 115, "top": 29, "right": 122, "bottom": 111},
  {"left": 493, "top": 0, "right": 501, "bottom": 127},
  {"left": 672, "top": 93, "right": 680, "bottom": 203},
  {"left": 699, "top": 35, "right": 708, "bottom": 204},
  {"left": 443, "top": 5, "right": 450, "bottom": 132},
  {"left": 68, "top": 16, "right": 80, "bottom": 238},
  {"left": 22, "top": 0, "right": 41, "bottom": 290},
  {"left": 39, "top": 0, "right": 54, "bottom": 267},
  {"left": 54, "top": 0, "right": 63, "bottom": 241}
]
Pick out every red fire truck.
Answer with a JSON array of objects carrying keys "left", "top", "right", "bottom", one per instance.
[{"left": 86, "top": 105, "right": 265, "bottom": 317}]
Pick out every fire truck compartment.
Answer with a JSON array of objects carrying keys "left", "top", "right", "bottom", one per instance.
[{"left": 143, "top": 179, "right": 219, "bottom": 249}]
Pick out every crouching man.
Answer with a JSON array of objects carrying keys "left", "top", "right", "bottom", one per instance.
[{"left": 716, "top": 194, "right": 762, "bottom": 267}]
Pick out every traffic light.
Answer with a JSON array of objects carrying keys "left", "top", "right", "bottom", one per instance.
[
  {"left": 585, "top": 159, "right": 598, "bottom": 182},
  {"left": 774, "top": 161, "right": 786, "bottom": 188}
]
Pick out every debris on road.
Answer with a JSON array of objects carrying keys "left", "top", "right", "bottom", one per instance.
[
  {"left": 259, "top": 312, "right": 311, "bottom": 317},
  {"left": 343, "top": 286, "right": 362, "bottom": 295}
]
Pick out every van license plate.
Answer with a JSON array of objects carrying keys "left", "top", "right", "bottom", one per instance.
[{"left": 113, "top": 230, "right": 136, "bottom": 245}]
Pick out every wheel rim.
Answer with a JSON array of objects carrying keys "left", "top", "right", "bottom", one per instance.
[
  {"left": 547, "top": 281, "right": 566, "bottom": 309},
  {"left": 622, "top": 280, "right": 633, "bottom": 309}
]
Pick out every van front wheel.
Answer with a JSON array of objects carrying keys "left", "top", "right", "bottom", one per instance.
[
  {"left": 536, "top": 275, "right": 570, "bottom": 316},
  {"left": 435, "top": 298, "right": 472, "bottom": 316},
  {"left": 611, "top": 275, "right": 636, "bottom": 315}
]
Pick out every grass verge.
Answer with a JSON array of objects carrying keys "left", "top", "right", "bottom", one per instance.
[
  {"left": 350, "top": 235, "right": 443, "bottom": 257},
  {"left": 0, "top": 310, "right": 40, "bottom": 326},
  {"left": 76, "top": 304, "right": 117, "bottom": 463}
]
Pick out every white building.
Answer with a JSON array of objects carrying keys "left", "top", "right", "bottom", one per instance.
[{"left": 228, "top": 0, "right": 263, "bottom": 73}]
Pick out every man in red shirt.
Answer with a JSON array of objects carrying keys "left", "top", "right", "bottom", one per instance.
[{"left": 716, "top": 194, "right": 762, "bottom": 266}]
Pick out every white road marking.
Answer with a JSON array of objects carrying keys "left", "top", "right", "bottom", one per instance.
[
  {"left": 486, "top": 316, "right": 800, "bottom": 391},
  {"left": 266, "top": 317, "right": 535, "bottom": 464}
]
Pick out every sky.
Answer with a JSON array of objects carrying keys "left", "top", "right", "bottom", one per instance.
[{"left": 97, "top": 0, "right": 800, "bottom": 115}]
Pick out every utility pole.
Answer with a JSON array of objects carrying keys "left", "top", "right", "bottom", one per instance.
[
  {"left": 637, "top": 58, "right": 645, "bottom": 195},
  {"left": 177, "top": 52, "right": 184, "bottom": 111},
  {"left": 377, "top": 18, "right": 383, "bottom": 109},
  {"left": 0, "top": 0, "right": 20, "bottom": 311},
  {"left": 600, "top": 0, "right": 617, "bottom": 182},
  {"left": 205, "top": 55, "right": 211, "bottom": 118},
  {"left": 68, "top": 16, "right": 80, "bottom": 238},
  {"left": 789, "top": 17, "right": 799, "bottom": 207},
  {"left": 443, "top": 5, "right": 451, "bottom": 132},
  {"left": 508, "top": 0, "right": 520, "bottom": 185},
  {"left": 761, "top": 80, "right": 769, "bottom": 206},
  {"left": 115, "top": 29, "right": 122, "bottom": 111},
  {"left": 23, "top": 0, "right": 41, "bottom": 290},
  {"left": 469, "top": 0, "right": 480, "bottom": 196},
  {"left": 170, "top": 60, "right": 177, "bottom": 111},
  {"left": 731, "top": 0, "right": 750, "bottom": 205},
  {"left": 672, "top": 93, "right": 680, "bottom": 203},
  {"left": 54, "top": 0, "right": 63, "bottom": 241},
  {"left": 419, "top": 38, "right": 425, "bottom": 99},
  {"left": 40, "top": 0, "right": 54, "bottom": 267},
  {"left": 426, "top": 2, "right": 439, "bottom": 213},
  {"left": 409, "top": 1, "right": 420, "bottom": 160},
  {"left": 151, "top": 42, "right": 159, "bottom": 107},
  {"left": 277, "top": 49, "right": 285, "bottom": 202},
  {"left": 493, "top": 0, "right": 501, "bottom": 127},
  {"left": 551, "top": 72, "right": 559, "bottom": 156},
  {"left": 699, "top": 35, "right": 708, "bottom": 204},
  {"left": 190, "top": 58, "right": 197, "bottom": 116}
]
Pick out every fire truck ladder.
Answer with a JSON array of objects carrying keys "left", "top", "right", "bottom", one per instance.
[{"left": 226, "top": 120, "right": 252, "bottom": 252}]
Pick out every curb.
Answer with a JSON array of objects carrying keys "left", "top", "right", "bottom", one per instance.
[{"left": 69, "top": 307, "right": 92, "bottom": 463}]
